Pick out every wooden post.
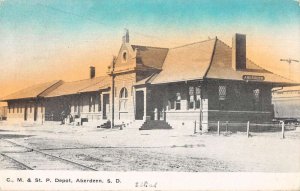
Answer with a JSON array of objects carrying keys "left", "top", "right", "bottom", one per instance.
[
  {"left": 217, "top": 121, "right": 220, "bottom": 136},
  {"left": 194, "top": 120, "right": 197, "bottom": 134},
  {"left": 281, "top": 121, "right": 285, "bottom": 139},
  {"left": 247, "top": 121, "right": 250, "bottom": 138}
]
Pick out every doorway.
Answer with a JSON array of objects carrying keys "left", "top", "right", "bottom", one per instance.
[
  {"left": 24, "top": 105, "right": 28, "bottom": 121},
  {"left": 34, "top": 105, "right": 38, "bottom": 121},
  {"left": 102, "top": 94, "right": 110, "bottom": 119},
  {"left": 135, "top": 91, "right": 144, "bottom": 120}
]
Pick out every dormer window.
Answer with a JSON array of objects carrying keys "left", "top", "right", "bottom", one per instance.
[{"left": 122, "top": 51, "right": 127, "bottom": 63}]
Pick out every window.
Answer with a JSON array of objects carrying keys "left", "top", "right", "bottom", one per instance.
[
  {"left": 195, "top": 87, "right": 201, "bottom": 109},
  {"left": 74, "top": 102, "right": 77, "bottom": 112},
  {"left": 80, "top": 97, "right": 83, "bottom": 112},
  {"left": 98, "top": 95, "right": 101, "bottom": 112},
  {"left": 12, "top": 104, "right": 15, "bottom": 113},
  {"left": 168, "top": 98, "right": 175, "bottom": 110},
  {"left": 219, "top": 85, "right": 226, "bottom": 100},
  {"left": 8, "top": 105, "right": 10, "bottom": 113},
  {"left": 122, "top": 51, "right": 127, "bottom": 62},
  {"left": 119, "top": 87, "right": 128, "bottom": 111},
  {"left": 175, "top": 92, "right": 181, "bottom": 110},
  {"left": 253, "top": 89, "right": 260, "bottom": 103},
  {"left": 253, "top": 88, "right": 261, "bottom": 110},
  {"left": 89, "top": 95, "right": 96, "bottom": 112},
  {"left": 188, "top": 86, "right": 201, "bottom": 109},
  {"left": 188, "top": 87, "right": 195, "bottom": 109},
  {"left": 17, "top": 106, "right": 19, "bottom": 113},
  {"left": 219, "top": 85, "right": 226, "bottom": 110}
]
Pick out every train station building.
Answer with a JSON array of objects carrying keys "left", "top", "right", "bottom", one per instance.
[{"left": 1, "top": 32, "right": 298, "bottom": 131}]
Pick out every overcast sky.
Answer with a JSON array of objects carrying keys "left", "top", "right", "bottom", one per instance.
[{"left": 0, "top": 0, "right": 299, "bottom": 97}]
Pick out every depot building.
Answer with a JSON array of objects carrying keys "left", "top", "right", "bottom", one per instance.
[{"left": 1, "top": 31, "right": 298, "bottom": 131}]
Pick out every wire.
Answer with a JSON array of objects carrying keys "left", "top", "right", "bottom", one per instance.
[{"left": 36, "top": 2, "right": 183, "bottom": 46}]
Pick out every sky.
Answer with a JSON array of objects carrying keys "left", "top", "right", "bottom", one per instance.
[{"left": 0, "top": 0, "right": 299, "bottom": 97}]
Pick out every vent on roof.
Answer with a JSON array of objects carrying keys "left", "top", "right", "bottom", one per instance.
[{"left": 232, "top": 33, "right": 246, "bottom": 70}]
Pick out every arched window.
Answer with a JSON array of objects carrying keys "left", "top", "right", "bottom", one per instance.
[
  {"left": 119, "top": 87, "right": 128, "bottom": 111},
  {"left": 122, "top": 51, "right": 127, "bottom": 63}
]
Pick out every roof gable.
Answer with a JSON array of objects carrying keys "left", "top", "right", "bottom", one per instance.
[
  {"left": 151, "top": 39, "right": 216, "bottom": 84},
  {"left": 206, "top": 39, "right": 293, "bottom": 84},
  {"left": 132, "top": 45, "right": 168, "bottom": 70}
]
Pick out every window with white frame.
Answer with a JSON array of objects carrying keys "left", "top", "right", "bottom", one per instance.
[
  {"left": 119, "top": 87, "right": 128, "bottom": 111},
  {"left": 188, "top": 86, "right": 201, "bottom": 109},
  {"left": 89, "top": 95, "right": 96, "bottom": 112},
  {"left": 188, "top": 87, "right": 195, "bottom": 109}
]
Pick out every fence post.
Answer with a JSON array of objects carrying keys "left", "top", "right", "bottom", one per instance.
[
  {"left": 217, "top": 121, "right": 220, "bottom": 136},
  {"left": 194, "top": 120, "right": 197, "bottom": 134},
  {"left": 226, "top": 121, "right": 228, "bottom": 132},
  {"left": 281, "top": 121, "right": 285, "bottom": 139},
  {"left": 247, "top": 121, "right": 250, "bottom": 138}
]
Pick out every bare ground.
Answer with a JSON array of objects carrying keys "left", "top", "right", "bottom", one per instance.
[{"left": 0, "top": 122, "right": 299, "bottom": 172}]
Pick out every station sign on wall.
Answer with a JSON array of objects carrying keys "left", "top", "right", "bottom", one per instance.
[{"left": 242, "top": 75, "right": 265, "bottom": 81}]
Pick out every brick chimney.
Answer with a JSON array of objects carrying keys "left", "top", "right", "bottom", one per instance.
[
  {"left": 122, "top": 29, "right": 129, "bottom": 44},
  {"left": 90, "top": 66, "right": 95, "bottom": 79},
  {"left": 232, "top": 33, "right": 246, "bottom": 70}
]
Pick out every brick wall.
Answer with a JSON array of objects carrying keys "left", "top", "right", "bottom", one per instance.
[
  {"left": 7, "top": 99, "right": 45, "bottom": 123},
  {"left": 113, "top": 72, "right": 136, "bottom": 123}
]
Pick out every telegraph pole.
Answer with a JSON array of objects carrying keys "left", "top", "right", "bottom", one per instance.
[{"left": 280, "top": 58, "right": 299, "bottom": 80}]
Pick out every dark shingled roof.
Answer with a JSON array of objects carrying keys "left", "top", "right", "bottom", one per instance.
[
  {"left": 1, "top": 80, "right": 62, "bottom": 101},
  {"left": 132, "top": 45, "right": 169, "bottom": 69}
]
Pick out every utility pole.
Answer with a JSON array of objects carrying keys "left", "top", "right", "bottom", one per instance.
[{"left": 280, "top": 58, "right": 299, "bottom": 80}]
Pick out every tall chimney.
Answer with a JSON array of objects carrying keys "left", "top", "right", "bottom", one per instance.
[
  {"left": 232, "top": 33, "right": 246, "bottom": 70},
  {"left": 90, "top": 66, "right": 95, "bottom": 79},
  {"left": 122, "top": 29, "right": 129, "bottom": 44}
]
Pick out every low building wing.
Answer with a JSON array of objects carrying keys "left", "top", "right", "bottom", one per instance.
[{"left": 1, "top": 80, "right": 62, "bottom": 101}]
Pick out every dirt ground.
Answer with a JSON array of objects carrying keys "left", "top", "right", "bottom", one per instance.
[{"left": 0, "top": 122, "right": 299, "bottom": 172}]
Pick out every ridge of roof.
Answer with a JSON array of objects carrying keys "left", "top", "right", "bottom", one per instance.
[
  {"left": 38, "top": 80, "right": 64, "bottom": 97},
  {"left": 131, "top": 44, "right": 168, "bottom": 50},
  {"left": 62, "top": 75, "right": 107, "bottom": 84},
  {"left": 171, "top": 38, "right": 216, "bottom": 50},
  {"left": 203, "top": 38, "right": 218, "bottom": 78}
]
